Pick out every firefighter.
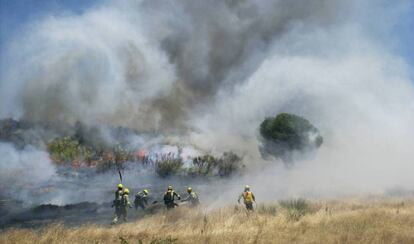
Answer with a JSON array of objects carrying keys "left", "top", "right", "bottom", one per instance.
[
  {"left": 182, "top": 187, "right": 199, "bottom": 207},
  {"left": 134, "top": 189, "right": 149, "bottom": 210},
  {"left": 163, "top": 185, "right": 180, "bottom": 209},
  {"left": 114, "top": 183, "right": 124, "bottom": 205},
  {"left": 111, "top": 184, "right": 124, "bottom": 224},
  {"left": 238, "top": 185, "right": 256, "bottom": 211},
  {"left": 113, "top": 188, "right": 132, "bottom": 224}
]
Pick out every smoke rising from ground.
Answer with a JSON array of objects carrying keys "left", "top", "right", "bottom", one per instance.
[
  {"left": 0, "top": 143, "right": 55, "bottom": 205},
  {"left": 0, "top": 0, "right": 414, "bottom": 206}
]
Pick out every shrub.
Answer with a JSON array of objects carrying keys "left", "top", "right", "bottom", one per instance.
[
  {"left": 279, "top": 198, "right": 310, "bottom": 221},
  {"left": 217, "top": 152, "right": 243, "bottom": 177},
  {"left": 188, "top": 152, "right": 244, "bottom": 177},
  {"left": 188, "top": 154, "right": 218, "bottom": 176},
  {"left": 112, "top": 144, "right": 131, "bottom": 163},
  {"left": 48, "top": 137, "right": 93, "bottom": 163},
  {"left": 257, "top": 204, "right": 278, "bottom": 216},
  {"left": 155, "top": 158, "right": 184, "bottom": 178},
  {"left": 150, "top": 236, "right": 178, "bottom": 244}
]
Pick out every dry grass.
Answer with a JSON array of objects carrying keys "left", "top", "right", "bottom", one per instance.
[{"left": 2, "top": 198, "right": 414, "bottom": 244}]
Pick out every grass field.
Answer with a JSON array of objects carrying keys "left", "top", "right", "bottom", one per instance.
[{"left": 2, "top": 197, "right": 414, "bottom": 244}]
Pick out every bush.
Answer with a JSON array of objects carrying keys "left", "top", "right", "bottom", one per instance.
[
  {"left": 188, "top": 155, "right": 218, "bottom": 176},
  {"left": 217, "top": 152, "right": 243, "bottom": 177},
  {"left": 188, "top": 152, "right": 244, "bottom": 177},
  {"left": 48, "top": 137, "right": 93, "bottom": 163},
  {"left": 112, "top": 143, "right": 131, "bottom": 163},
  {"left": 155, "top": 158, "right": 184, "bottom": 178},
  {"left": 279, "top": 198, "right": 310, "bottom": 221},
  {"left": 150, "top": 236, "right": 178, "bottom": 244},
  {"left": 257, "top": 204, "right": 278, "bottom": 216}
]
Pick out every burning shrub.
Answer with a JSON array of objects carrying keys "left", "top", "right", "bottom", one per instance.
[
  {"left": 259, "top": 113, "right": 323, "bottom": 162},
  {"left": 112, "top": 144, "right": 131, "bottom": 163},
  {"left": 155, "top": 158, "right": 184, "bottom": 178}
]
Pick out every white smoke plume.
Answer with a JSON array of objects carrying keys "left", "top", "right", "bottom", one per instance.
[
  {"left": 0, "top": 0, "right": 414, "bottom": 206},
  {"left": 0, "top": 143, "right": 55, "bottom": 205}
]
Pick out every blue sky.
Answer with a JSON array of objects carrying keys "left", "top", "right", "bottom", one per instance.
[
  {"left": 0, "top": 0, "right": 98, "bottom": 48},
  {"left": 391, "top": 2, "right": 414, "bottom": 78},
  {"left": 0, "top": 0, "right": 413, "bottom": 78}
]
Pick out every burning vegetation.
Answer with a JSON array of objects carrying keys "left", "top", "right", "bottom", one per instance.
[{"left": 0, "top": 118, "right": 246, "bottom": 181}]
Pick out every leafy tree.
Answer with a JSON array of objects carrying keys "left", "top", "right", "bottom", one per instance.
[{"left": 259, "top": 113, "right": 323, "bottom": 162}]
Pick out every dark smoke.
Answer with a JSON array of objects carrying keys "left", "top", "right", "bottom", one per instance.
[{"left": 1, "top": 0, "right": 350, "bottom": 132}]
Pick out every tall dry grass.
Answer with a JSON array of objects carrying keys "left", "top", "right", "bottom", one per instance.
[{"left": 2, "top": 198, "right": 414, "bottom": 244}]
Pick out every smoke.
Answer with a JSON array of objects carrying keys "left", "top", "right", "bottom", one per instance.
[
  {"left": 1, "top": 0, "right": 414, "bottom": 207},
  {"left": 0, "top": 0, "right": 351, "bottom": 130},
  {"left": 0, "top": 143, "right": 55, "bottom": 205}
]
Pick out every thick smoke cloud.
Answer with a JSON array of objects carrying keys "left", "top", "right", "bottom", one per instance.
[
  {"left": 0, "top": 0, "right": 350, "bottom": 131},
  {"left": 0, "top": 0, "right": 414, "bottom": 206}
]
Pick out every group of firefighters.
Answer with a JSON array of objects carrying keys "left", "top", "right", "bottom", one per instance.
[{"left": 112, "top": 184, "right": 255, "bottom": 224}]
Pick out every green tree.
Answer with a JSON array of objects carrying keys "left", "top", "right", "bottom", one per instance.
[{"left": 259, "top": 113, "right": 323, "bottom": 162}]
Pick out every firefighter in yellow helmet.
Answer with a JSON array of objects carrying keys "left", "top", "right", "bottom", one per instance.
[
  {"left": 238, "top": 185, "right": 256, "bottom": 211},
  {"left": 112, "top": 184, "right": 124, "bottom": 224},
  {"left": 134, "top": 189, "right": 149, "bottom": 210},
  {"left": 163, "top": 185, "right": 180, "bottom": 209},
  {"left": 112, "top": 184, "right": 123, "bottom": 208},
  {"left": 113, "top": 188, "right": 132, "bottom": 224},
  {"left": 181, "top": 187, "right": 200, "bottom": 207}
]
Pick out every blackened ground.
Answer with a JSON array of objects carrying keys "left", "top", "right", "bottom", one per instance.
[{"left": 0, "top": 199, "right": 167, "bottom": 229}]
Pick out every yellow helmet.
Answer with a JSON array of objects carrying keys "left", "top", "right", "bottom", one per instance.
[
  {"left": 124, "top": 188, "right": 130, "bottom": 194},
  {"left": 117, "top": 184, "right": 123, "bottom": 189},
  {"left": 244, "top": 185, "right": 250, "bottom": 191},
  {"left": 168, "top": 185, "right": 173, "bottom": 190},
  {"left": 143, "top": 189, "right": 149, "bottom": 195},
  {"left": 187, "top": 187, "right": 192, "bottom": 193}
]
